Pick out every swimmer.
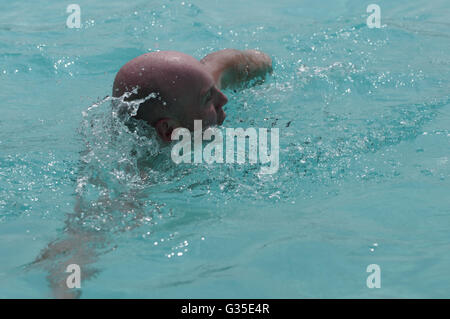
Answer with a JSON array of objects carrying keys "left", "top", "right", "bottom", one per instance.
[{"left": 112, "top": 49, "right": 273, "bottom": 141}]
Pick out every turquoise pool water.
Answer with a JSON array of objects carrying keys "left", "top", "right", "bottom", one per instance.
[{"left": 0, "top": 0, "right": 449, "bottom": 298}]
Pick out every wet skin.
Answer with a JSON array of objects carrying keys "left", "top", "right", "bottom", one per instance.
[{"left": 113, "top": 49, "right": 272, "bottom": 141}]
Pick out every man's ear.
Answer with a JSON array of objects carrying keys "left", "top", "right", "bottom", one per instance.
[{"left": 154, "top": 118, "right": 179, "bottom": 142}]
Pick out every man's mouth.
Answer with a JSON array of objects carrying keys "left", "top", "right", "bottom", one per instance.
[{"left": 218, "top": 111, "right": 226, "bottom": 125}]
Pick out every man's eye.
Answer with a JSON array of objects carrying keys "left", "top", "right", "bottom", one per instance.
[{"left": 205, "top": 91, "right": 212, "bottom": 103}]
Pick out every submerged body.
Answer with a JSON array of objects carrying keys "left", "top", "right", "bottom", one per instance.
[{"left": 32, "top": 49, "right": 272, "bottom": 298}]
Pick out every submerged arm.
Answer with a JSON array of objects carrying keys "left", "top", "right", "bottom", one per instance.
[{"left": 200, "top": 49, "right": 272, "bottom": 89}]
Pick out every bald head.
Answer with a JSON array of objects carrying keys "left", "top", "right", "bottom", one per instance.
[
  {"left": 114, "top": 52, "right": 202, "bottom": 124},
  {"left": 112, "top": 51, "right": 228, "bottom": 139},
  {"left": 113, "top": 51, "right": 204, "bottom": 97}
]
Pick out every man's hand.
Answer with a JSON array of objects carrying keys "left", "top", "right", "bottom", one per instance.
[{"left": 201, "top": 49, "right": 272, "bottom": 89}]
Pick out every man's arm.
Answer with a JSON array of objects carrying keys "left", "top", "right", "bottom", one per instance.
[{"left": 200, "top": 49, "right": 272, "bottom": 89}]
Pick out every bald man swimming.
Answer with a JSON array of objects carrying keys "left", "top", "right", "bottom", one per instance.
[{"left": 112, "top": 49, "right": 272, "bottom": 141}]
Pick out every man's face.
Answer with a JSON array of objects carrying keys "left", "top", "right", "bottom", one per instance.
[{"left": 166, "top": 63, "right": 228, "bottom": 131}]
